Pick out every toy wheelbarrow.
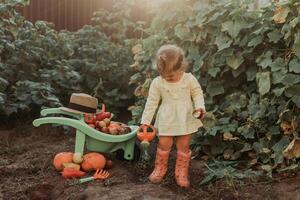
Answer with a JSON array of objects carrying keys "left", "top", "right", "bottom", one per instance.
[{"left": 32, "top": 107, "right": 138, "bottom": 160}]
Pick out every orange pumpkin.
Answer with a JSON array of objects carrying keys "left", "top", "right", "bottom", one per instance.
[
  {"left": 53, "top": 152, "right": 74, "bottom": 171},
  {"left": 81, "top": 152, "right": 106, "bottom": 172}
]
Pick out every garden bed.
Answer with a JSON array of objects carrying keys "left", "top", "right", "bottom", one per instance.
[{"left": 1, "top": 122, "right": 300, "bottom": 200}]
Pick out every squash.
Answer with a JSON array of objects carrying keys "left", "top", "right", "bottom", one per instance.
[
  {"left": 81, "top": 152, "right": 106, "bottom": 172},
  {"left": 73, "top": 152, "right": 83, "bottom": 164},
  {"left": 61, "top": 168, "right": 86, "bottom": 179},
  {"left": 53, "top": 152, "right": 74, "bottom": 171},
  {"left": 62, "top": 162, "right": 81, "bottom": 170}
]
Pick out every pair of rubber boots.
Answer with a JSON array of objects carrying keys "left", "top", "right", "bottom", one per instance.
[{"left": 149, "top": 148, "right": 191, "bottom": 187}]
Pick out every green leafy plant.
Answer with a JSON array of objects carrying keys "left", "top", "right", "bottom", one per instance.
[
  {"left": 129, "top": 0, "right": 300, "bottom": 177},
  {"left": 0, "top": 0, "right": 136, "bottom": 116},
  {"left": 201, "top": 160, "right": 262, "bottom": 185}
]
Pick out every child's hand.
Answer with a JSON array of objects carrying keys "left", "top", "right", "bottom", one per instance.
[
  {"left": 193, "top": 108, "right": 206, "bottom": 120},
  {"left": 139, "top": 124, "right": 155, "bottom": 132}
]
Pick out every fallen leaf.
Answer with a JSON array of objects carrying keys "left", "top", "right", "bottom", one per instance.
[
  {"left": 283, "top": 139, "right": 300, "bottom": 159},
  {"left": 248, "top": 151, "right": 257, "bottom": 159},
  {"left": 273, "top": 6, "right": 290, "bottom": 24},
  {"left": 223, "top": 149, "right": 234, "bottom": 160},
  {"left": 223, "top": 132, "right": 233, "bottom": 141},
  {"left": 262, "top": 148, "right": 271, "bottom": 154},
  {"left": 131, "top": 44, "right": 142, "bottom": 55},
  {"left": 249, "top": 159, "right": 257, "bottom": 166},
  {"left": 130, "top": 61, "right": 140, "bottom": 70},
  {"left": 223, "top": 132, "right": 239, "bottom": 141},
  {"left": 201, "top": 155, "right": 210, "bottom": 161},
  {"left": 280, "top": 121, "right": 293, "bottom": 135},
  {"left": 291, "top": 119, "right": 299, "bottom": 131},
  {"left": 134, "top": 86, "right": 143, "bottom": 96}
]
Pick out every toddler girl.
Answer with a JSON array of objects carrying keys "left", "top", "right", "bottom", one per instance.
[{"left": 140, "top": 44, "right": 206, "bottom": 187}]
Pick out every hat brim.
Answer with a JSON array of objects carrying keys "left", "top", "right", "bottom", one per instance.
[{"left": 60, "top": 107, "right": 95, "bottom": 114}]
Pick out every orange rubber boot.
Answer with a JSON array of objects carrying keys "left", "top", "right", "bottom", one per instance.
[
  {"left": 149, "top": 148, "right": 170, "bottom": 183},
  {"left": 175, "top": 150, "right": 191, "bottom": 188}
]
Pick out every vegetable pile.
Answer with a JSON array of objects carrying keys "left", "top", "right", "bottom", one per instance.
[
  {"left": 84, "top": 104, "right": 132, "bottom": 135},
  {"left": 53, "top": 152, "right": 112, "bottom": 179}
]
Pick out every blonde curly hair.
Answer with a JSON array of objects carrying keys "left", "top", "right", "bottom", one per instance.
[{"left": 155, "top": 44, "right": 188, "bottom": 74}]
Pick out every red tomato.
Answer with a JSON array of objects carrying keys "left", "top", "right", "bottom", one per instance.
[
  {"left": 84, "top": 114, "right": 96, "bottom": 124},
  {"left": 96, "top": 112, "right": 106, "bottom": 121}
]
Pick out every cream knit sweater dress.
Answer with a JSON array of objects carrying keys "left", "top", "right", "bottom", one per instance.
[{"left": 141, "top": 72, "right": 205, "bottom": 136}]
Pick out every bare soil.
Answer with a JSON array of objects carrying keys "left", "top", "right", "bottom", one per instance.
[{"left": 1, "top": 122, "right": 300, "bottom": 200}]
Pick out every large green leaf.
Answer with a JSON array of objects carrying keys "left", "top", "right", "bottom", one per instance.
[
  {"left": 256, "top": 51, "right": 272, "bottom": 69},
  {"left": 238, "top": 125, "right": 255, "bottom": 139},
  {"left": 267, "top": 29, "right": 282, "bottom": 43},
  {"left": 0, "top": 77, "right": 9, "bottom": 92},
  {"left": 282, "top": 73, "right": 300, "bottom": 86},
  {"left": 215, "top": 34, "right": 232, "bottom": 51},
  {"left": 174, "top": 24, "right": 192, "bottom": 40},
  {"left": 273, "top": 87, "right": 285, "bottom": 97},
  {"left": 272, "top": 136, "right": 290, "bottom": 164},
  {"left": 289, "top": 58, "right": 300, "bottom": 73},
  {"left": 292, "top": 96, "right": 300, "bottom": 107},
  {"left": 248, "top": 35, "right": 263, "bottom": 47},
  {"left": 272, "top": 69, "right": 288, "bottom": 84},
  {"left": 256, "top": 72, "right": 271, "bottom": 96},
  {"left": 293, "top": 34, "right": 300, "bottom": 59},
  {"left": 207, "top": 82, "right": 225, "bottom": 97},
  {"left": 202, "top": 112, "right": 217, "bottom": 130},
  {"left": 246, "top": 66, "right": 258, "bottom": 81},
  {"left": 285, "top": 84, "right": 300, "bottom": 97},
  {"left": 208, "top": 67, "right": 221, "bottom": 77},
  {"left": 221, "top": 18, "right": 254, "bottom": 38},
  {"left": 270, "top": 57, "right": 285, "bottom": 72},
  {"left": 226, "top": 54, "right": 244, "bottom": 70}
]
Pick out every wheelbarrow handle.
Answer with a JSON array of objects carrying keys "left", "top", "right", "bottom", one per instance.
[{"left": 78, "top": 176, "right": 95, "bottom": 184}]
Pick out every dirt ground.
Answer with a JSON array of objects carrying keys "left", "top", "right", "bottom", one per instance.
[{"left": 1, "top": 122, "right": 300, "bottom": 200}]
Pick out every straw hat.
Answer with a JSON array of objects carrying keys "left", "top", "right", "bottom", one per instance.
[{"left": 60, "top": 93, "right": 98, "bottom": 114}]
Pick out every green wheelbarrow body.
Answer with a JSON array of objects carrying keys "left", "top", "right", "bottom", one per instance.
[{"left": 32, "top": 108, "right": 138, "bottom": 160}]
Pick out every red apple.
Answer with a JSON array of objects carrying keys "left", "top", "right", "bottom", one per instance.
[{"left": 103, "top": 118, "right": 111, "bottom": 126}]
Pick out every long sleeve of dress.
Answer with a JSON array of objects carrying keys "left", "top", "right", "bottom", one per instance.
[
  {"left": 190, "top": 74, "right": 205, "bottom": 110},
  {"left": 140, "top": 78, "right": 161, "bottom": 125}
]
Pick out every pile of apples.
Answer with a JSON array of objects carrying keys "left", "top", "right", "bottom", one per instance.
[{"left": 84, "top": 104, "right": 131, "bottom": 135}]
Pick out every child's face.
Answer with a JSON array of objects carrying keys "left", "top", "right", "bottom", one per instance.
[{"left": 160, "top": 70, "right": 183, "bottom": 83}]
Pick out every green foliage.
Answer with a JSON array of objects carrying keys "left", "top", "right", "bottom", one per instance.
[
  {"left": 91, "top": 0, "right": 146, "bottom": 44},
  {"left": 0, "top": 0, "right": 134, "bottom": 116},
  {"left": 201, "top": 160, "right": 263, "bottom": 185},
  {"left": 2, "top": 0, "right": 300, "bottom": 184},
  {"left": 129, "top": 0, "right": 300, "bottom": 175}
]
